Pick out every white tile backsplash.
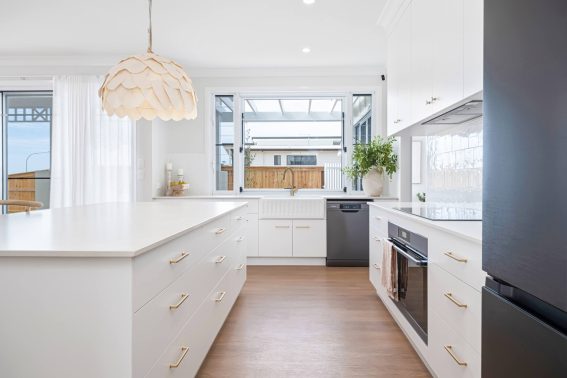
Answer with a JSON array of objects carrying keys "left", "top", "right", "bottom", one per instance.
[{"left": 426, "top": 117, "right": 483, "bottom": 203}]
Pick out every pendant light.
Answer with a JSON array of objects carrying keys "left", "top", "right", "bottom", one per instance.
[{"left": 98, "top": 0, "right": 197, "bottom": 121}]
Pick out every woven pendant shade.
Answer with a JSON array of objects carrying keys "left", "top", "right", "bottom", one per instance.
[
  {"left": 99, "top": 53, "right": 197, "bottom": 121},
  {"left": 99, "top": 0, "right": 197, "bottom": 121}
]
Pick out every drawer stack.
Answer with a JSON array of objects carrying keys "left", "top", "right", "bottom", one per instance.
[
  {"left": 133, "top": 205, "right": 248, "bottom": 377},
  {"left": 428, "top": 230, "right": 485, "bottom": 378},
  {"left": 368, "top": 206, "right": 388, "bottom": 291}
]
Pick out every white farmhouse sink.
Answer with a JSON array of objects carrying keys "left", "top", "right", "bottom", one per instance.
[{"left": 259, "top": 197, "right": 325, "bottom": 219}]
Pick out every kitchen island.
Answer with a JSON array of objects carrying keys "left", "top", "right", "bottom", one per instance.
[{"left": 0, "top": 201, "right": 249, "bottom": 378}]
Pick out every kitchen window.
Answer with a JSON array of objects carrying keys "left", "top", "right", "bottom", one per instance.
[
  {"left": 1, "top": 92, "right": 52, "bottom": 213},
  {"left": 212, "top": 93, "right": 375, "bottom": 193}
]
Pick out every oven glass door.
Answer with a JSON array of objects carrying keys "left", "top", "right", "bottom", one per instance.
[{"left": 396, "top": 250, "right": 428, "bottom": 343}]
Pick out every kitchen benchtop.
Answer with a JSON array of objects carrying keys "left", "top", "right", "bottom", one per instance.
[
  {"left": 369, "top": 202, "right": 482, "bottom": 244},
  {"left": 0, "top": 201, "right": 245, "bottom": 258},
  {"left": 154, "top": 194, "right": 399, "bottom": 201}
]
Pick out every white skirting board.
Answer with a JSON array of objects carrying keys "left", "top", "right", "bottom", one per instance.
[{"left": 247, "top": 257, "right": 326, "bottom": 266}]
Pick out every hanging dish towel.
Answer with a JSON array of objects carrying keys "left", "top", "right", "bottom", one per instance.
[{"left": 381, "top": 238, "right": 398, "bottom": 301}]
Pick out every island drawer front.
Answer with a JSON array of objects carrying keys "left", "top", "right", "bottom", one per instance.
[
  {"left": 369, "top": 207, "right": 388, "bottom": 239},
  {"left": 428, "top": 231, "right": 485, "bottom": 292},
  {"left": 429, "top": 263, "right": 482, "bottom": 353},
  {"left": 144, "top": 258, "right": 246, "bottom": 378},
  {"left": 132, "top": 214, "right": 232, "bottom": 311},
  {"left": 429, "top": 312, "right": 481, "bottom": 378},
  {"left": 133, "top": 226, "right": 245, "bottom": 377}
]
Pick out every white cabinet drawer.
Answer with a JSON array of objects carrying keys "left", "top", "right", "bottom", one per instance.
[
  {"left": 369, "top": 236, "right": 381, "bottom": 290},
  {"left": 133, "top": 215, "right": 232, "bottom": 310},
  {"left": 429, "top": 263, "right": 481, "bottom": 353},
  {"left": 369, "top": 208, "right": 388, "bottom": 239},
  {"left": 144, "top": 259, "right": 246, "bottom": 378},
  {"left": 292, "top": 219, "right": 326, "bottom": 257},
  {"left": 429, "top": 232, "right": 484, "bottom": 291},
  {"left": 133, "top": 228, "right": 245, "bottom": 377},
  {"left": 430, "top": 312, "right": 481, "bottom": 378},
  {"left": 258, "top": 220, "right": 293, "bottom": 257}
]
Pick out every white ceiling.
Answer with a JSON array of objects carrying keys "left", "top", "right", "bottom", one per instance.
[{"left": 0, "top": 0, "right": 387, "bottom": 70}]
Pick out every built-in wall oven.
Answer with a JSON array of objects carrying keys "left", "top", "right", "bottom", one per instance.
[{"left": 388, "top": 222, "right": 428, "bottom": 343}]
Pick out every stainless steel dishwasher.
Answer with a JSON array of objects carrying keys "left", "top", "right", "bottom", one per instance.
[{"left": 326, "top": 199, "right": 371, "bottom": 267}]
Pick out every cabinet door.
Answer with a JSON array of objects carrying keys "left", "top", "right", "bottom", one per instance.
[
  {"left": 387, "top": 4, "right": 411, "bottom": 136},
  {"left": 246, "top": 216, "right": 259, "bottom": 257},
  {"left": 431, "top": 0, "right": 464, "bottom": 112},
  {"left": 463, "top": 0, "right": 483, "bottom": 97},
  {"left": 292, "top": 220, "right": 326, "bottom": 257},
  {"left": 259, "top": 220, "right": 292, "bottom": 257},
  {"left": 410, "top": 0, "right": 434, "bottom": 123}
]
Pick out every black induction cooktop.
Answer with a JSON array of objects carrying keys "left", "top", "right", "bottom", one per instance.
[{"left": 393, "top": 206, "right": 482, "bottom": 221}]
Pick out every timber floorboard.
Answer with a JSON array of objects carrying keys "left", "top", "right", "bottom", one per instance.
[{"left": 197, "top": 266, "right": 431, "bottom": 378}]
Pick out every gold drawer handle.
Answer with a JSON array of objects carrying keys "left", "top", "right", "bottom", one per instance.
[
  {"left": 235, "top": 216, "right": 244, "bottom": 221},
  {"left": 295, "top": 226, "right": 311, "bottom": 229},
  {"left": 236, "top": 263, "right": 245, "bottom": 271},
  {"left": 169, "top": 293, "right": 189, "bottom": 310},
  {"left": 169, "top": 346, "right": 189, "bottom": 368},
  {"left": 169, "top": 252, "right": 189, "bottom": 264},
  {"left": 444, "top": 292, "right": 468, "bottom": 308},
  {"left": 215, "top": 227, "right": 226, "bottom": 235},
  {"left": 373, "top": 263, "right": 380, "bottom": 270},
  {"left": 215, "top": 255, "right": 226, "bottom": 264},
  {"left": 444, "top": 345, "right": 468, "bottom": 366},
  {"left": 372, "top": 236, "right": 381, "bottom": 242},
  {"left": 275, "top": 225, "right": 290, "bottom": 229},
  {"left": 214, "top": 291, "right": 227, "bottom": 302},
  {"left": 374, "top": 216, "right": 382, "bottom": 220},
  {"left": 236, "top": 236, "right": 245, "bottom": 242},
  {"left": 444, "top": 252, "right": 468, "bottom": 263}
]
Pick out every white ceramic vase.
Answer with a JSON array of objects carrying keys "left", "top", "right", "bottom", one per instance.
[{"left": 362, "top": 167, "right": 384, "bottom": 197}]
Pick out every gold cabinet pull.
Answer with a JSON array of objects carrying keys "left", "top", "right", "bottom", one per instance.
[
  {"left": 444, "top": 345, "right": 468, "bottom": 366},
  {"left": 169, "top": 346, "right": 189, "bottom": 368},
  {"left": 374, "top": 216, "right": 382, "bottom": 220},
  {"left": 444, "top": 292, "right": 468, "bottom": 308},
  {"left": 215, "top": 255, "right": 226, "bottom": 264},
  {"left": 373, "top": 263, "right": 380, "bottom": 270},
  {"left": 236, "top": 263, "right": 245, "bottom": 270},
  {"left": 235, "top": 216, "right": 244, "bottom": 221},
  {"left": 214, "top": 227, "right": 226, "bottom": 235},
  {"left": 169, "top": 293, "right": 189, "bottom": 310},
  {"left": 372, "top": 236, "right": 381, "bottom": 242},
  {"left": 275, "top": 225, "right": 290, "bottom": 229},
  {"left": 444, "top": 252, "right": 468, "bottom": 263},
  {"left": 214, "top": 291, "right": 227, "bottom": 302},
  {"left": 295, "top": 225, "right": 311, "bottom": 229},
  {"left": 169, "top": 252, "right": 189, "bottom": 264},
  {"left": 236, "top": 236, "right": 245, "bottom": 242}
]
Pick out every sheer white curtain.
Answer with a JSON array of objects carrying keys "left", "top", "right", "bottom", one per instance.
[{"left": 50, "top": 76, "right": 135, "bottom": 208}]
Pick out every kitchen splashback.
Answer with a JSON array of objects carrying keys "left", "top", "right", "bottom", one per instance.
[{"left": 425, "top": 117, "right": 483, "bottom": 203}]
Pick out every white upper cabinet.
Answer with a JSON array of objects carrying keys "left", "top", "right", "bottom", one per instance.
[
  {"left": 463, "top": 0, "right": 483, "bottom": 97},
  {"left": 387, "top": 3, "right": 412, "bottom": 135},
  {"left": 385, "top": 0, "right": 483, "bottom": 136}
]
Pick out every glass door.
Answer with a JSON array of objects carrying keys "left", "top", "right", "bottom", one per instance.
[{"left": 2, "top": 92, "right": 52, "bottom": 213}]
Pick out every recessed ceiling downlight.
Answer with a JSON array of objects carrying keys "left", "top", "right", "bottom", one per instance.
[
  {"left": 302, "top": 47, "right": 311, "bottom": 54},
  {"left": 303, "top": 0, "right": 316, "bottom": 5}
]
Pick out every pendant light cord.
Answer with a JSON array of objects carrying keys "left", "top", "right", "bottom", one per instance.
[{"left": 147, "top": 0, "right": 153, "bottom": 53}]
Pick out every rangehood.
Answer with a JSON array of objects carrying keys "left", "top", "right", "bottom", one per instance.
[{"left": 422, "top": 100, "right": 483, "bottom": 125}]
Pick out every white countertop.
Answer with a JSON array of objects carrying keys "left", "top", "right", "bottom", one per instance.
[
  {"left": 154, "top": 194, "right": 399, "bottom": 201},
  {"left": 0, "top": 201, "right": 245, "bottom": 258},
  {"left": 369, "top": 202, "right": 482, "bottom": 244}
]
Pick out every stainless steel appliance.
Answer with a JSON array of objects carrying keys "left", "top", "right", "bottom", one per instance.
[
  {"left": 393, "top": 205, "right": 482, "bottom": 221},
  {"left": 326, "top": 199, "right": 370, "bottom": 266},
  {"left": 388, "top": 222, "right": 428, "bottom": 343},
  {"left": 483, "top": 1, "right": 567, "bottom": 376}
]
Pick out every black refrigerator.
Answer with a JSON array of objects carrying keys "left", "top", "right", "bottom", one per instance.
[{"left": 483, "top": 1, "right": 567, "bottom": 377}]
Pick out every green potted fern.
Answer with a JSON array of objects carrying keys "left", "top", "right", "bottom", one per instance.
[{"left": 344, "top": 136, "right": 398, "bottom": 196}]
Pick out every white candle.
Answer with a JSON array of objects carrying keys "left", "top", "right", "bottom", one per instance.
[
  {"left": 166, "top": 162, "right": 173, "bottom": 171},
  {"left": 177, "top": 168, "right": 184, "bottom": 176}
]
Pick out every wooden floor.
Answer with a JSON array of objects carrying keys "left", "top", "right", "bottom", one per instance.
[{"left": 197, "top": 266, "right": 430, "bottom": 377}]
